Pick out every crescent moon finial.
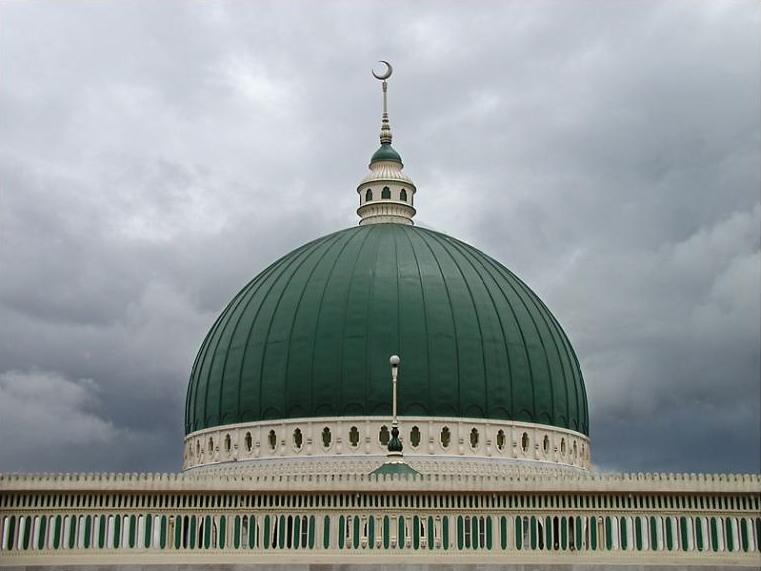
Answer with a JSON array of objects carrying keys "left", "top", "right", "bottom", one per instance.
[{"left": 372, "top": 60, "right": 393, "bottom": 81}]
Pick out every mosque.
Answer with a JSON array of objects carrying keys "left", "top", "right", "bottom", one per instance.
[{"left": 1, "top": 63, "right": 759, "bottom": 569}]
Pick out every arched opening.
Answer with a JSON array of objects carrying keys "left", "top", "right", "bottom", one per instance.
[
  {"left": 381, "top": 186, "right": 391, "bottom": 199},
  {"left": 293, "top": 428, "right": 303, "bottom": 449},
  {"left": 400, "top": 188, "right": 408, "bottom": 202},
  {"left": 470, "top": 428, "right": 479, "bottom": 449},
  {"left": 322, "top": 427, "right": 331, "bottom": 448},
  {"left": 410, "top": 426, "right": 421, "bottom": 448},
  {"left": 349, "top": 426, "right": 359, "bottom": 447},
  {"left": 379, "top": 425, "right": 390, "bottom": 446},
  {"left": 268, "top": 430, "right": 276, "bottom": 451},
  {"left": 441, "top": 426, "right": 451, "bottom": 448},
  {"left": 365, "top": 188, "right": 373, "bottom": 202}
]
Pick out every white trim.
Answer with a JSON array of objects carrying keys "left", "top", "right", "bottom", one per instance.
[{"left": 183, "top": 416, "right": 591, "bottom": 471}]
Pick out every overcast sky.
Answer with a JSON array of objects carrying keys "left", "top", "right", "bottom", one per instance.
[{"left": 1, "top": 1, "right": 758, "bottom": 476}]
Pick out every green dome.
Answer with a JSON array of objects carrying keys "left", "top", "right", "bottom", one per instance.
[
  {"left": 370, "top": 143, "right": 402, "bottom": 164},
  {"left": 185, "top": 224, "right": 589, "bottom": 436}
]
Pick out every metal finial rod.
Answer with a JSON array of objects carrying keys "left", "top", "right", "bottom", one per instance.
[
  {"left": 372, "top": 61, "right": 393, "bottom": 145},
  {"left": 382, "top": 80, "right": 388, "bottom": 117}
]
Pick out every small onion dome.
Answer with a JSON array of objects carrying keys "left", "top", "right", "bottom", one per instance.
[
  {"left": 387, "top": 426, "right": 403, "bottom": 453},
  {"left": 370, "top": 143, "right": 402, "bottom": 165}
]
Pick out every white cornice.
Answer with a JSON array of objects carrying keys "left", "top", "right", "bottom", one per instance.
[{"left": 358, "top": 163, "right": 416, "bottom": 186}]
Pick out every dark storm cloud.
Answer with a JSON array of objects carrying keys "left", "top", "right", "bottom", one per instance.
[{"left": 1, "top": 1, "right": 758, "bottom": 475}]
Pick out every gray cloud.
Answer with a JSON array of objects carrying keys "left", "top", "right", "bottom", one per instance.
[{"left": 1, "top": 1, "right": 758, "bottom": 475}]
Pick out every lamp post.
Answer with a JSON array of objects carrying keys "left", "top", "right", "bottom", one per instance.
[
  {"left": 388, "top": 355, "right": 403, "bottom": 457},
  {"left": 390, "top": 355, "right": 400, "bottom": 427}
]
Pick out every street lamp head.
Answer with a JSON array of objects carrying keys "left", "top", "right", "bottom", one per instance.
[{"left": 389, "top": 355, "right": 400, "bottom": 367}]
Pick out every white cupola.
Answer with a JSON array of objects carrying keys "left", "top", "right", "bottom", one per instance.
[{"left": 356, "top": 61, "right": 417, "bottom": 225}]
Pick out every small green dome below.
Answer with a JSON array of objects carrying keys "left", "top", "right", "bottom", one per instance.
[
  {"left": 371, "top": 143, "right": 402, "bottom": 164},
  {"left": 370, "top": 460, "right": 420, "bottom": 478}
]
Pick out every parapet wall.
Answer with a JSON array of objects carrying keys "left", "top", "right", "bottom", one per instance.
[{"left": 2, "top": 469, "right": 759, "bottom": 494}]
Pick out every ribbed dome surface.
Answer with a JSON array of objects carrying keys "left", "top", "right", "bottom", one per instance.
[{"left": 185, "top": 224, "right": 588, "bottom": 435}]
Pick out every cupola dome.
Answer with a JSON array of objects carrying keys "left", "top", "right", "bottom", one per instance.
[{"left": 370, "top": 143, "right": 402, "bottom": 164}]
